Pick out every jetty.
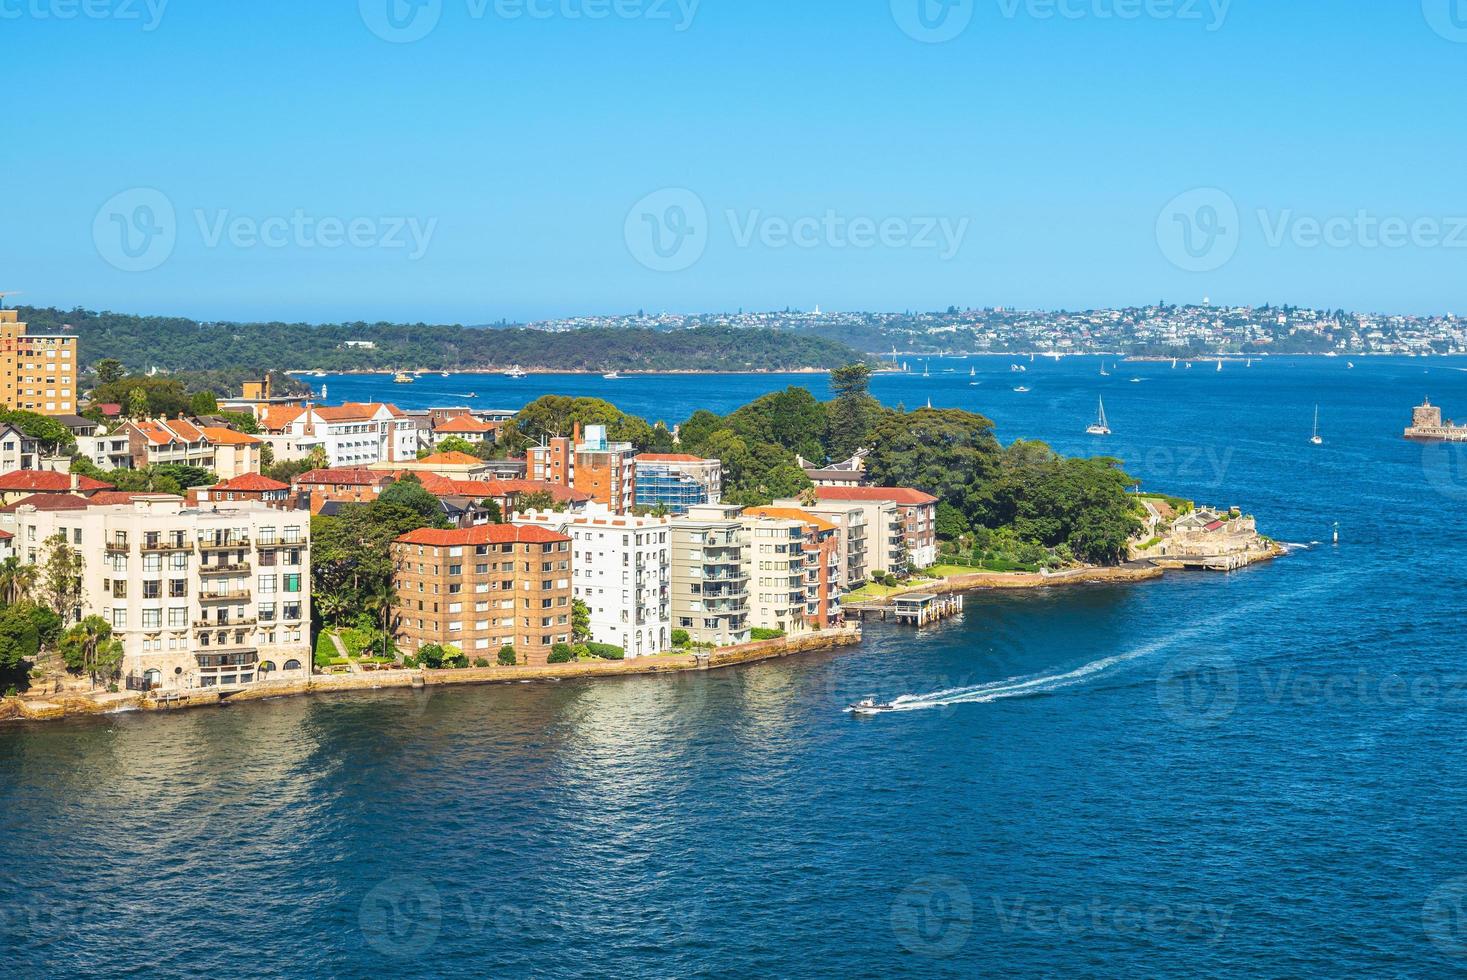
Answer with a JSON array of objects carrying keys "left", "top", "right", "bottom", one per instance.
[{"left": 845, "top": 592, "right": 964, "bottom": 626}]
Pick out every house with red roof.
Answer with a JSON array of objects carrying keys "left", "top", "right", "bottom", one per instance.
[
  {"left": 188, "top": 474, "right": 292, "bottom": 509},
  {"left": 0, "top": 469, "right": 114, "bottom": 505},
  {"left": 812, "top": 486, "right": 938, "bottom": 570},
  {"left": 431, "top": 414, "right": 500, "bottom": 448}
]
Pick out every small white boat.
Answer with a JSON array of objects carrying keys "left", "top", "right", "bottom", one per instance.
[
  {"left": 848, "top": 697, "right": 896, "bottom": 716},
  {"left": 440, "top": 371, "right": 450, "bottom": 378},
  {"left": 1010, "top": 364, "right": 1026, "bottom": 373},
  {"left": 1216, "top": 359, "right": 1223, "bottom": 372},
  {"left": 1347, "top": 361, "right": 1355, "bottom": 369},
  {"left": 393, "top": 371, "right": 415, "bottom": 384},
  {"left": 1130, "top": 377, "right": 1142, "bottom": 383},
  {"left": 603, "top": 371, "right": 622, "bottom": 380},
  {"left": 970, "top": 367, "right": 976, "bottom": 378},
  {"left": 505, "top": 366, "right": 528, "bottom": 379},
  {"left": 1100, "top": 364, "right": 1110, "bottom": 377},
  {"left": 1311, "top": 406, "right": 1323, "bottom": 446},
  {"left": 1171, "top": 358, "right": 1178, "bottom": 369},
  {"left": 1087, "top": 397, "right": 1111, "bottom": 436},
  {"left": 1013, "top": 385, "right": 1031, "bottom": 393}
]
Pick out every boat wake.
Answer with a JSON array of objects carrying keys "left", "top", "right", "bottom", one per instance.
[{"left": 882, "top": 570, "right": 1353, "bottom": 714}]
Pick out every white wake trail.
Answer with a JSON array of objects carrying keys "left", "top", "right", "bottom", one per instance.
[{"left": 887, "top": 567, "right": 1351, "bottom": 713}]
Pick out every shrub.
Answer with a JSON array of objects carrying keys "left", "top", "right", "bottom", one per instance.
[
  {"left": 547, "top": 647, "right": 575, "bottom": 665},
  {"left": 443, "top": 653, "right": 469, "bottom": 670},
  {"left": 750, "top": 628, "right": 786, "bottom": 641},
  {"left": 497, "top": 645, "right": 517, "bottom": 666},
  {"left": 418, "top": 644, "right": 447, "bottom": 669},
  {"left": 401, "top": 655, "right": 419, "bottom": 669},
  {"left": 473, "top": 657, "right": 491, "bottom": 668},
  {"left": 670, "top": 629, "right": 691, "bottom": 647},
  {"left": 3, "top": 686, "right": 17, "bottom": 698},
  {"left": 584, "top": 642, "right": 624, "bottom": 661},
  {"left": 107, "top": 683, "right": 119, "bottom": 694}
]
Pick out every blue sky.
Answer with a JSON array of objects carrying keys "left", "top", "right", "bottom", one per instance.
[{"left": 6, "top": 0, "right": 1467, "bottom": 322}]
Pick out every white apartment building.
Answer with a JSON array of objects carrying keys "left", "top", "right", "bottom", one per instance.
[
  {"left": 258, "top": 402, "right": 421, "bottom": 468},
  {"left": 514, "top": 506, "right": 672, "bottom": 658},
  {"left": 74, "top": 431, "right": 135, "bottom": 471},
  {"left": 7, "top": 496, "right": 310, "bottom": 692}
]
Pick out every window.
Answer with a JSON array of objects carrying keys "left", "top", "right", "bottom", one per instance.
[
  {"left": 258, "top": 575, "right": 277, "bottom": 594},
  {"left": 141, "top": 609, "right": 162, "bottom": 629},
  {"left": 168, "top": 607, "right": 188, "bottom": 628},
  {"left": 143, "top": 581, "right": 161, "bottom": 599},
  {"left": 170, "top": 579, "right": 188, "bottom": 598}
]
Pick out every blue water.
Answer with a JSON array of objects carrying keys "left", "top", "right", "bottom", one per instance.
[{"left": 7, "top": 358, "right": 1467, "bottom": 977}]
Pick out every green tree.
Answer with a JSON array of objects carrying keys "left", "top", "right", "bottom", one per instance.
[
  {"left": 434, "top": 435, "right": 478, "bottom": 456},
  {"left": 0, "top": 556, "right": 37, "bottom": 606},
  {"left": 93, "top": 358, "right": 126, "bottom": 386},
  {"left": 935, "top": 501, "right": 970, "bottom": 542},
  {"left": 514, "top": 490, "right": 558, "bottom": 514},
  {"left": 571, "top": 598, "right": 592, "bottom": 644},
  {"left": 497, "top": 645, "right": 517, "bottom": 666},
  {"left": 865, "top": 408, "right": 1002, "bottom": 518},
  {"left": 38, "top": 532, "right": 85, "bottom": 625},
  {"left": 479, "top": 498, "right": 504, "bottom": 524},
  {"left": 59, "top": 616, "right": 124, "bottom": 689},
  {"left": 0, "top": 603, "right": 43, "bottom": 682},
  {"left": 377, "top": 475, "right": 447, "bottom": 526},
  {"left": 825, "top": 363, "right": 882, "bottom": 461},
  {"left": 188, "top": 390, "right": 219, "bottom": 416}
]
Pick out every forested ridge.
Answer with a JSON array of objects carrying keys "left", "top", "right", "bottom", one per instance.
[{"left": 16, "top": 306, "right": 870, "bottom": 374}]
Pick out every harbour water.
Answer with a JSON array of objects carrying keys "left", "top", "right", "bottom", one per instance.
[{"left": 6, "top": 357, "right": 1467, "bottom": 976}]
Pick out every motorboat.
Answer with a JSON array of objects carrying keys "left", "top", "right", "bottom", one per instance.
[
  {"left": 848, "top": 697, "right": 896, "bottom": 716},
  {"left": 393, "top": 371, "right": 415, "bottom": 384},
  {"left": 1013, "top": 385, "right": 1031, "bottom": 393},
  {"left": 603, "top": 371, "right": 622, "bottom": 380},
  {"left": 505, "top": 366, "right": 528, "bottom": 379}
]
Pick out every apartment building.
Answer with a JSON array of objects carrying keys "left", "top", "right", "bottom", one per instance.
[
  {"left": 514, "top": 507, "right": 671, "bottom": 658},
  {"left": 119, "top": 419, "right": 216, "bottom": 470},
  {"left": 812, "top": 487, "right": 938, "bottom": 570},
  {"left": 188, "top": 474, "right": 292, "bottom": 508},
  {"left": 633, "top": 453, "right": 722, "bottom": 513},
  {"left": 0, "top": 469, "right": 113, "bottom": 505},
  {"left": 258, "top": 402, "right": 420, "bottom": 467},
  {"left": 744, "top": 507, "right": 841, "bottom": 629},
  {"left": 200, "top": 427, "right": 263, "bottom": 479},
  {"left": 0, "top": 308, "right": 77, "bottom": 415},
  {"left": 74, "top": 429, "right": 134, "bottom": 471},
  {"left": 0, "top": 424, "right": 45, "bottom": 472},
  {"left": 528, "top": 424, "right": 637, "bottom": 514},
  {"left": 669, "top": 504, "right": 751, "bottom": 647},
  {"left": 432, "top": 414, "right": 499, "bottom": 447},
  {"left": 391, "top": 524, "right": 573, "bottom": 666},
  {"left": 7, "top": 496, "right": 310, "bottom": 691},
  {"left": 770, "top": 499, "right": 870, "bottom": 589},
  {"left": 737, "top": 513, "right": 818, "bottom": 637}
]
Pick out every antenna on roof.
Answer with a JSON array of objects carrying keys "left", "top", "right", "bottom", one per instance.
[{"left": 0, "top": 290, "right": 22, "bottom": 310}]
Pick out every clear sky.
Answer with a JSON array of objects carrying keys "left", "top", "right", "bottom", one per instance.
[{"left": 6, "top": 0, "right": 1466, "bottom": 323}]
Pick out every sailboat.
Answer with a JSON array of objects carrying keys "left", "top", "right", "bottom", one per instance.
[
  {"left": 1087, "top": 397, "right": 1111, "bottom": 436},
  {"left": 1171, "top": 358, "right": 1178, "bottom": 369},
  {"left": 970, "top": 366, "right": 976, "bottom": 378},
  {"left": 922, "top": 361, "right": 930, "bottom": 378},
  {"left": 1311, "top": 406, "right": 1323, "bottom": 446},
  {"left": 1100, "top": 364, "right": 1110, "bottom": 377},
  {"left": 1216, "top": 359, "right": 1223, "bottom": 372}
]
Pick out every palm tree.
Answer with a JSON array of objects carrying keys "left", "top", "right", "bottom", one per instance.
[
  {"left": 59, "top": 616, "right": 124, "bottom": 690},
  {"left": 0, "top": 557, "right": 36, "bottom": 606}
]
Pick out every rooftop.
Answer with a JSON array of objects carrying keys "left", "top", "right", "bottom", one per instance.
[
  {"left": 396, "top": 524, "right": 570, "bottom": 547},
  {"left": 815, "top": 486, "right": 938, "bottom": 506}
]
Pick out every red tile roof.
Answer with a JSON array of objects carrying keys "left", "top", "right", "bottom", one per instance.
[
  {"left": 414, "top": 451, "right": 483, "bottom": 466},
  {"left": 0, "top": 470, "right": 114, "bottom": 493},
  {"left": 744, "top": 506, "right": 839, "bottom": 533},
  {"left": 815, "top": 486, "right": 938, "bottom": 506},
  {"left": 200, "top": 426, "right": 262, "bottom": 446},
  {"left": 636, "top": 453, "right": 709, "bottom": 463},
  {"left": 433, "top": 415, "right": 498, "bottom": 434},
  {"left": 258, "top": 405, "right": 306, "bottom": 431},
  {"left": 294, "top": 468, "right": 393, "bottom": 487},
  {"left": 213, "top": 474, "right": 290, "bottom": 492},
  {"left": 86, "top": 492, "right": 156, "bottom": 506},
  {"left": 410, "top": 473, "right": 589, "bottom": 503},
  {"left": 395, "top": 524, "right": 570, "bottom": 547},
  {"left": 1, "top": 493, "right": 89, "bottom": 513}
]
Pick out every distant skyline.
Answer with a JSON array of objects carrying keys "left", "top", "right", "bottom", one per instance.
[{"left": 7, "top": 1, "right": 1467, "bottom": 322}]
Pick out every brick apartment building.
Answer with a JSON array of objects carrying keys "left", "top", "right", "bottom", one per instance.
[
  {"left": 391, "top": 524, "right": 573, "bottom": 666},
  {"left": 527, "top": 423, "right": 637, "bottom": 514}
]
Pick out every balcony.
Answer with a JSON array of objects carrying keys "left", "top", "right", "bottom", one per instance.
[
  {"left": 104, "top": 539, "right": 130, "bottom": 553},
  {"left": 199, "top": 589, "right": 251, "bottom": 602},
  {"left": 195, "top": 617, "right": 257, "bottom": 629},
  {"left": 256, "top": 537, "right": 306, "bottom": 549},
  {"left": 198, "top": 535, "right": 250, "bottom": 550},
  {"left": 142, "top": 540, "right": 192, "bottom": 552},
  {"left": 196, "top": 651, "right": 259, "bottom": 668},
  {"left": 199, "top": 562, "right": 251, "bottom": 575}
]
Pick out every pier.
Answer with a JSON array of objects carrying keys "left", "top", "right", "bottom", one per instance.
[{"left": 845, "top": 592, "right": 964, "bottom": 626}]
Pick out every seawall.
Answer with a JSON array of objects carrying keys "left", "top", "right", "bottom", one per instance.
[{"left": 0, "top": 627, "right": 863, "bottom": 725}]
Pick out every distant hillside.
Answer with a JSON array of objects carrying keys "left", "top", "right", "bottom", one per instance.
[{"left": 16, "top": 307, "right": 871, "bottom": 374}]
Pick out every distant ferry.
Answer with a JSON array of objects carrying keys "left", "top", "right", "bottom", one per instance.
[
  {"left": 505, "top": 366, "right": 528, "bottom": 379},
  {"left": 1405, "top": 398, "right": 1467, "bottom": 442},
  {"left": 393, "top": 371, "right": 415, "bottom": 384}
]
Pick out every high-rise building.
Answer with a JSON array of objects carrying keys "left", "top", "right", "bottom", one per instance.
[
  {"left": 669, "top": 504, "right": 750, "bottom": 646},
  {"left": 514, "top": 507, "right": 672, "bottom": 657},
  {"left": 391, "top": 524, "right": 573, "bottom": 666},
  {"left": 528, "top": 423, "right": 637, "bottom": 514},
  {"left": 0, "top": 309, "right": 78, "bottom": 415}
]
